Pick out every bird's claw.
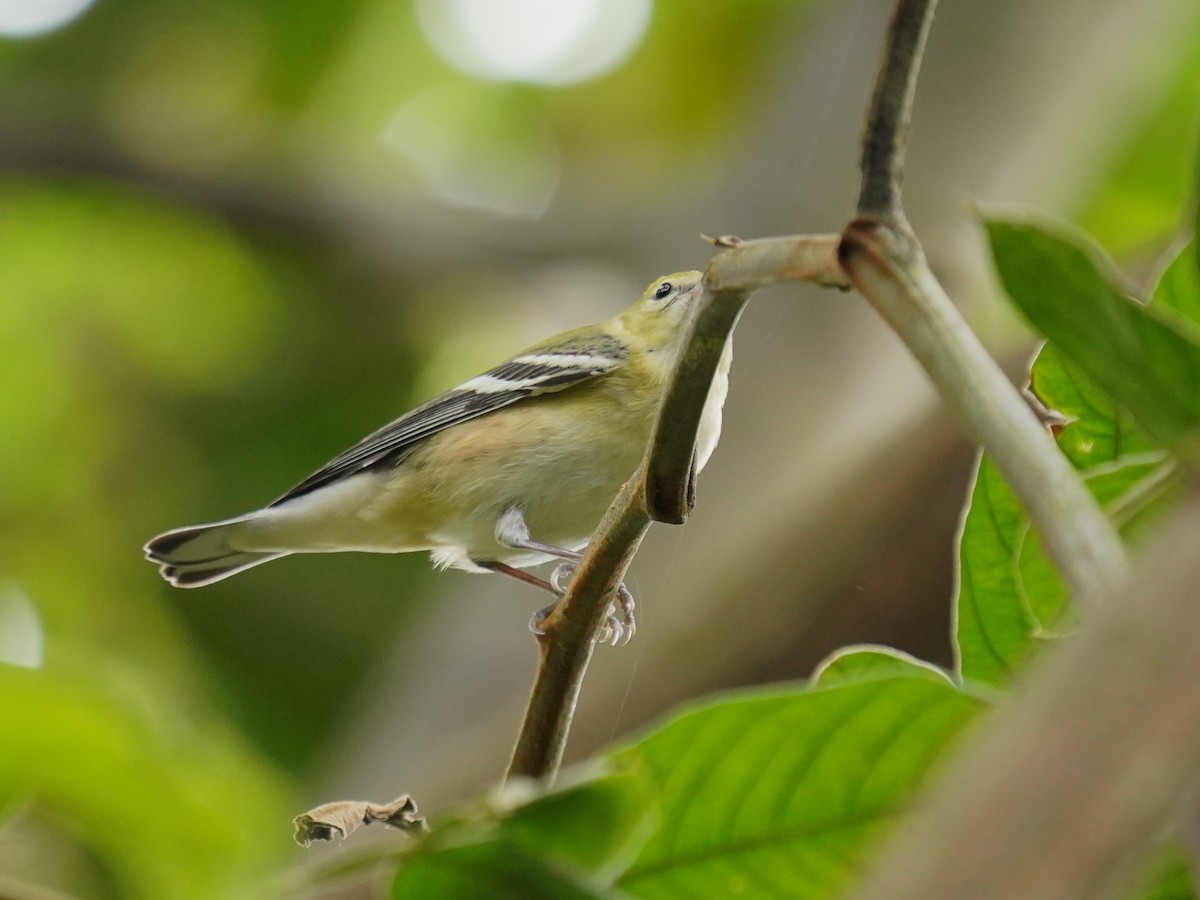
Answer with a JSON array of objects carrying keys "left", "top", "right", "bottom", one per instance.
[
  {"left": 530, "top": 563, "right": 636, "bottom": 646},
  {"left": 601, "top": 585, "right": 636, "bottom": 647},
  {"left": 528, "top": 603, "right": 552, "bottom": 636},
  {"left": 549, "top": 562, "right": 573, "bottom": 594}
]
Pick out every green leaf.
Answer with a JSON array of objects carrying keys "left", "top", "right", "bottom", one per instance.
[
  {"left": 1195, "top": 135, "right": 1200, "bottom": 276},
  {"left": 987, "top": 219, "right": 1200, "bottom": 466},
  {"left": 953, "top": 438, "right": 1172, "bottom": 685},
  {"left": 391, "top": 841, "right": 619, "bottom": 900},
  {"left": 1153, "top": 239, "right": 1200, "bottom": 325},
  {"left": 957, "top": 233, "right": 1193, "bottom": 684},
  {"left": 0, "top": 663, "right": 290, "bottom": 900},
  {"left": 811, "top": 645, "right": 954, "bottom": 688},
  {"left": 955, "top": 456, "right": 1045, "bottom": 685},
  {"left": 1075, "top": 28, "right": 1200, "bottom": 257},
  {"left": 497, "top": 767, "right": 658, "bottom": 878},
  {"left": 1132, "top": 844, "right": 1197, "bottom": 900},
  {"left": 389, "top": 767, "right": 655, "bottom": 899},
  {"left": 956, "top": 354, "right": 1176, "bottom": 685},
  {"left": 611, "top": 660, "right": 984, "bottom": 899},
  {"left": 386, "top": 659, "right": 981, "bottom": 900}
]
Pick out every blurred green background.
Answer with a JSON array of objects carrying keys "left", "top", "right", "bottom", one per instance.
[{"left": 0, "top": 0, "right": 1197, "bottom": 896}]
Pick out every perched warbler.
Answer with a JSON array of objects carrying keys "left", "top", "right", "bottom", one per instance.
[{"left": 145, "top": 271, "right": 732, "bottom": 641}]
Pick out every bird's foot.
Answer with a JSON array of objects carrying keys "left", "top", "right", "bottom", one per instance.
[
  {"left": 549, "top": 564, "right": 638, "bottom": 648},
  {"left": 530, "top": 563, "right": 634, "bottom": 646}
]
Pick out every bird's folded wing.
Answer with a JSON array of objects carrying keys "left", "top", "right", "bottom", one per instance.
[{"left": 271, "top": 339, "right": 627, "bottom": 504}]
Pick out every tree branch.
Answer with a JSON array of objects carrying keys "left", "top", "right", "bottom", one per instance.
[
  {"left": 838, "top": 1, "right": 1149, "bottom": 893},
  {"left": 644, "top": 290, "right": 747, "bottom": 524},
  {"left": 704, "top": 234, "right": 849, "bottom": 291},
  {"left": 852, "top": 493, "right": 1200, "bottom": 899},
  {"left": 645, "top": 233, "right": 850, "bottom": 522},
  {"left": 506, "top": 235, "right": 847, "bottom": 781},
  {"left": 841, "top": 0, "right": 1126, "bottom": 599},
  {"left": 858, "top": 0, "right": 937, "bottom": 216},
  {"left": 507, "top": 0, "right": 1126, "bottom": 802},
  {"left": 506, "top": 473, "right": 650, "bottom": 780},
  {"left": 839, "top": 218, "right": 1127, "bottom": 602}
]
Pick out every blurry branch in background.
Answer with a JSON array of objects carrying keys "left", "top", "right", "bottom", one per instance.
[
  {"left": 843, "top": 0, "right": 1186, "bottom": 895},
  {"left": 507, "top": 235, "right": 849, "bottom": 781},
  {"left": 853, "top": 493, "right": 1200, "bottom": 899}
]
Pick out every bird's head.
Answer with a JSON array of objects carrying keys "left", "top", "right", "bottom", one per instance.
[{"left": 617, "top": 270, "right": 705, "bottom": 356}]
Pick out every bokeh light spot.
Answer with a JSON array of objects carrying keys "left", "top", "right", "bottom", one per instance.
[
  {"left": 0, "top": 0, "right": 95, "bottom": 38},
  {"left": 0, "top": 585, "right": 43, "bottom": 668},
  {"left": 417, "top": 0, "right": 652, "bottom": 86},
  {"left": 384, "top": 83, "right": 560, "bottom": 217}
]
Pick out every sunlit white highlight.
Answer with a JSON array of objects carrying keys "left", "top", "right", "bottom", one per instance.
[
  {"left": 0, "top": 584, "right": 43, "bottom": 668},
  {"left": 0, "top": 0, "right": 95, "bottom": 37},
  {"left": 383, "top": 84, "right": 560, "bottom": 218},
  {"left": 416, "top": 0, "right": 652, "bottom": 85}
]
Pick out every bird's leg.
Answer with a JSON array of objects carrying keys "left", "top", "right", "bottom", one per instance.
[
  {"left": 490, "top": 507, "right": 636, "bottom": 645},
  {"left": 475, "top": 561, "right": 563, "bottom": 635},
  {"left": 478, "top": 560, "right": 558, "bottom": 595}
]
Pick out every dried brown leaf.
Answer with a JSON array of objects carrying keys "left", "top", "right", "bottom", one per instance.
[{"left": 293, "top": 794, "right": 427, "bottom": 847}]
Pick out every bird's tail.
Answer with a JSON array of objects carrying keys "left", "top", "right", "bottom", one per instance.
[{"left": 144, "top": 516, "right": 286, "bottom": 587}]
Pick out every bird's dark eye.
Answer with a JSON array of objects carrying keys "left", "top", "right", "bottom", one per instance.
[{"left": 654, "top": 282, "right": 673, "bottom": 300}]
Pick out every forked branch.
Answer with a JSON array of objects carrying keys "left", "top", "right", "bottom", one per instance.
[{"left": 843, "top": 0, "right": 1125, "bottom": 600}]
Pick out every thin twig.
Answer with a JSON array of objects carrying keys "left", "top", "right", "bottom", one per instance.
[
  {"left": 852, "top": 494, "right": 1200, "bottom": 899},
  {"left": 705, "top": 234, "right": 849, "bottom": 291},
  {"left": 858, "top": 0, "right": 937, "bottom": 216},
  {"left": 644, "top": 290, "right": 748, "bottom": 523},
  {"left": 507, "top": 473, "right": 650, "bottom": 780}
]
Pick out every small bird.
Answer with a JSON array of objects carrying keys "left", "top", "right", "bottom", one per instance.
[{"left": 145, "top": 271, "right": 732, "bottom": 642}]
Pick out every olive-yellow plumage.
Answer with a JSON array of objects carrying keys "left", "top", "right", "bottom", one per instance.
[{"left": 145, "top": 272, "right": 731, "bottom": 594}]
